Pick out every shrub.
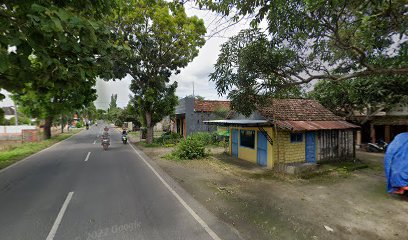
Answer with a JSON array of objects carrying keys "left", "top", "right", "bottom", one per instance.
[
  {"left": 154, "top": 132, "right": 182, "bottom": 145},
  {"left": 75, "top": 121, "right": 83, "bottom": 128},
  {"left": 188, "top": 132, "right": 219, "bottom": 145},
  {"left": 172, "top": 137, "right": 206, "bottom": 160}
]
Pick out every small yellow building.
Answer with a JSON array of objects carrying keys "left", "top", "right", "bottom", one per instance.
[{"left": 205, "top": 99, "right": 359, "bottom": 168}]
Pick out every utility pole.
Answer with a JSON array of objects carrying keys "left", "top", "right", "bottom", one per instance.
[
  {"left": 14, "top": 102, "right": 18, "bottom": 126},
  {"left": 192, "top": 81, "right": 195, "bottom": 98}
]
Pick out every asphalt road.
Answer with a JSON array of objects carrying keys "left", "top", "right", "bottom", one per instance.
[{"left": 0, "top": 124, "right": 241, "bottom": 240}]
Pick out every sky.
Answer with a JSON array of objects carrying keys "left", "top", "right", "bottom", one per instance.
[
  {"left": 93, "top": 3, "right": 249, "bottom": 109},
  {"left": 0, "top": 3, "right": 248, "bottom": 109}
]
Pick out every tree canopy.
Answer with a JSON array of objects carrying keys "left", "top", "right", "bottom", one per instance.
[
  {"left": 1, "top": 0, "right": 127, "bottom": 138},
  {"left": 309, "top": 76, "right": 408, "bottom": 122},
  {"left": 115, "top": 0, "right": 206, "bottom": 143},
  {"left": 199, "top": 0, "right": 407, "bottom": 115}
]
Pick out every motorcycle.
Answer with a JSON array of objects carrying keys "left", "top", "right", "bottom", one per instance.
[
  {"left": 101, "top": 138, "right": 110, "bottom": 150},
  {"left": 122, "top": 135, "right": 128, "bottom": 144},
  {"left": 368, "top": 140, "right": 388, "bottom": 153}
]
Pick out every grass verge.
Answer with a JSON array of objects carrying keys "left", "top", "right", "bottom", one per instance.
[{"left": 0, "top": 130, "right": 80, "bottom": 170}]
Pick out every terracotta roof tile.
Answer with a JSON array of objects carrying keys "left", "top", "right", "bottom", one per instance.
[
  {"left": 258, "top": 99, "right": 344, "bottom": 121},
  {"left": 194, "top": 100, "right": 230, "bottom": 112}
]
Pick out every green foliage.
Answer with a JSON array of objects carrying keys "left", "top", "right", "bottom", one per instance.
[
  {"left": 200, "top": 0, "right": 407, "bottom": 116},
  {"left": 115, "top": 0, "right": 206, "bottom": 143},
  {"left": 75, "top": 121, "right": 83, "bottom": 128},
  {"left": 154, "top": 132, "right": 182, "bottom": 146},
  {"left": 172, "top": 137, "right": 207, "bottom": 160},
  {"left": 309, "top": 76, "right": 408, "bottom": 120},
  {"left": 1, "top": 0, "right": 128, "bottom": 138},
  {"left": 210, "top": 29, "right": 305, "bottom": 116},
  {"left": 0, "top": 109, "right": 5, "bottom": 125},
  {"left": 188, "top": 132, "right": 219, "bottom": 146}
]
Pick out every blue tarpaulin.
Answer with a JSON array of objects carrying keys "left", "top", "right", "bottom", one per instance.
[{"left": 384, "top": 132, "right": 408, "bottom": 193}]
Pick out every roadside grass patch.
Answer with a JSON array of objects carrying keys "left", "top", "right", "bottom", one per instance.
[{"left": 0, "top": 130, "right": 80, "bottom": 170}]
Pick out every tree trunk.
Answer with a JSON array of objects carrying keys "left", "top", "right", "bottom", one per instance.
[
  {"left": 145, "top": 111, "right": 154, "bottom": 144},
  {"left": 60, "top": 115, "right": 64, "bottom": 133},
  {"left": 44, "top": 116, "right": 53, "bottom": 139}
]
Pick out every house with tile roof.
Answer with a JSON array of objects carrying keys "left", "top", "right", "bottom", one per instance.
[
  {"left": 174, "top": 97, "right": 230, "bottom": 138},
  {"left": 205, "top": 98, "right": 359, "bottom": 168},
  {"left": 1, "top": 106, "right": 16, "bottom": 120}
]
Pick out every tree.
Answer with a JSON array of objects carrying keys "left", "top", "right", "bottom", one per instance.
[
  {"left": 117, "top": 102, "right": 141, "bottom": 127},
  {"left": 107, "top": 94, "right": 122, "bottom": 123},
  {"left": 0, "top": 1, "right": 124, "bottom": 99},
  {"left": 210, "top": 29, "right": 304, "bottom": 115},
  {"left": 309, "top": 76, "right": 408, "bottom": 123},
  {"left": 198, "top": 0, "right": 407, "bottom": 114},
  {"left": 1, "top": 1, "right": 128, "bottom": 138},
  {"left": 115, "top": 0, "right": 206, "bottom": 143},
  {"left": 13, "top": 80, "right": 97, "bottom": 138}
]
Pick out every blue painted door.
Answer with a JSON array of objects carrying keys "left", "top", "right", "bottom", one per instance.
[
  {"left": 305, "top": 132, "right": 316, "bottom": 163},
  {"left": 231, "top": 129, "right": 238, "bottom": 157},
  {"left": 257, "top": 132, "right": 268, "bottom": 166}
]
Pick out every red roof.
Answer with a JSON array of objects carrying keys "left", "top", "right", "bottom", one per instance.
[
  {"left": 194, "top": 100, "right": 230, "bottom": 112},
  {"left": 258, "top": 99, "right": 344, "bottom": 121}
]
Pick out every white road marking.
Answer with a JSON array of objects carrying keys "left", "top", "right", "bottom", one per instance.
[
  {"left": 93, "top": 140, "right": 96, "bottom": 144},
  {"left": 84, "top": 152, "right": 91, "bottom": 162},
  {"left": 129, "top": 144, "right": 221, "bottom": 240},
  {"left": 46, "top": 192, "right": 74, "bottom": 240}
]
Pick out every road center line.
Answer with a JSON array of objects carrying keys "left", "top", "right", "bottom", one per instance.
[
  {"left": 46, "top": 191, "right": 74, "bottom": 240},
  {"left": 129, "top": 144, "right": 221, "bottom": 240},
  {"left": 84, "top": 152, "right": 91, "bottom": 162}
]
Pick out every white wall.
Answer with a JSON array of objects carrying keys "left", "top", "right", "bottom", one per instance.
[{"left": 0, "top": 125, "right": 37, "bottom": 134}]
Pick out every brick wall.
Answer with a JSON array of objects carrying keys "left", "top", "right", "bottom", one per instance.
[{"left": 272, "top": 130, "right": 305, "bottom": 164}]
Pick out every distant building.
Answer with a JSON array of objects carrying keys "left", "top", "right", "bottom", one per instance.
[
  {"left": 349, "top": 104, "right": 408, "bottom": 144},
  {"left": 1, "top": 106, "right": 16, "bottom": 120},
  {"left": 173, "top": 97, "right": 230, "bottom": 138}
]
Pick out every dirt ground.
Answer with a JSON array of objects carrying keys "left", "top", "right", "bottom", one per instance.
[{"left": 135, "top": 143, "right": 408, "bottom": 240}]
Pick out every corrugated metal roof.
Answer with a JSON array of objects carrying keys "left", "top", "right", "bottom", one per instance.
[
  {"left": 276, "top": 120, "right": 359, "bottom": 131},
  {"left": 204, "top": 119, "right": 270, "bottom": 126}
]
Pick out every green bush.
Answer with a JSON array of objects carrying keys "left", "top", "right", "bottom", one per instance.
[
  {"left": 75, "top": 121, "right": 83, "bottom": 128},
  {"left": 154, "top": 132, "right": 182, "bottom": 145},
  {"left": 172, "top": 137, "right": 206, "bottom": 160},
  {"left": 188, "top": 132, "right": 219, "bottom": 145}
]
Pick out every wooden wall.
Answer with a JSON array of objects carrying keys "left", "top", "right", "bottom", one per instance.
[{"left": 317, "top": 129, "right": 355, "bottom": 162}]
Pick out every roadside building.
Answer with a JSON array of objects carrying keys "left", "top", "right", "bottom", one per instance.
[
  {"left": 349, "top": 105, "right": 408, "bottom": 146},
  {"left": 205, "top": 99, "right": 359, "bottom": 168},
  {"left": 1, "top": 106, "right": 16, "bottom": 120},
  {"left": 174, "top": 97, "right": 230, "bottom": 138}
]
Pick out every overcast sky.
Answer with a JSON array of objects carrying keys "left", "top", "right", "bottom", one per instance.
[
  {"left": 94, "top": 3, "right": 249, "bottom": 109},
  {"left": 1, "top": 3, "right": 248, "bottom": 109}
]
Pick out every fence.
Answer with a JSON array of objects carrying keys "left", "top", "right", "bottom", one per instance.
[{"left": 0, "top": 125, "right": 37, "bottom": 141}]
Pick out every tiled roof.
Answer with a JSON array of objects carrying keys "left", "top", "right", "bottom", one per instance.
[
  {"left": 258, "top": 99, "right": 344, "bottom": 121},
  {"left": 194, "top": 100, "right": 230, "bottom": 112}
]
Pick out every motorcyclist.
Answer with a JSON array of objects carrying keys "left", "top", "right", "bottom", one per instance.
[{"left": 101, "top": 126, "right": 110, "bottom": 145}]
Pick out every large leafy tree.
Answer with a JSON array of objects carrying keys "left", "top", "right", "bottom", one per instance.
[
  {"left": 1, "top": 0, "right": 126, "bottom": 138},
  {"left": 116, "top": 0, "right": 206, "bottom": 143},
  {"left": 199, "top": 0, "right": 407, "bottom": 114},
  {"left": 13, "top": 80, "right": 97, "bottom": 138},
  {"left": 309, "top": 76, "right": 408, "bottom": 123},
  {"left": 210, "top": 29, "right": 304, "bottom": 115}
]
